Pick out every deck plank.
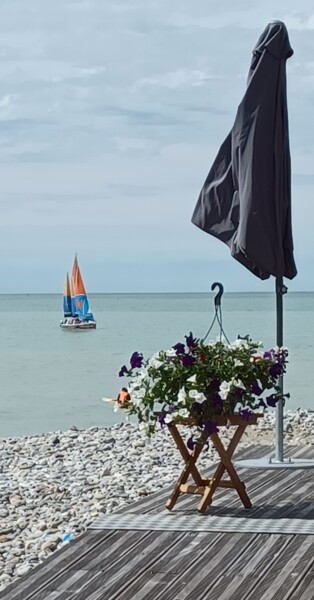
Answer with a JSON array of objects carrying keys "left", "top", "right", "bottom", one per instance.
[
  {"left": 243, "top": 535, "right": 314, "bottom": 600},
  {"left": 68, "top": 532, "right": 186, "bottom": 600},
  {"left": 223, "top": 535, "right": 294, "bottom": 600},
  {"left": 113, "top": 531, "right": 224, "bottom": 600},
  {"left": 294, "top": 566, "right": 314, "bottom": 600}
]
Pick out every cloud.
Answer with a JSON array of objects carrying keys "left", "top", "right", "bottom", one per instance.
[
  {"left": 284, "top": 13, "right": 314, "bottom": 30},
  {"left": 0, "top": 0, "right": 313, "bottom": 291},
  {"left": 0, "top": 94, "right": 17, "bottom": 109},
  {"left": 135, "top": 69, "right": 213, "bottom": 90}
]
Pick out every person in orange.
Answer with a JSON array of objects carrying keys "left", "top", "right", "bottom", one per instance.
[{"left": 116, "top": 387, "right": 130, "bottom": 407}]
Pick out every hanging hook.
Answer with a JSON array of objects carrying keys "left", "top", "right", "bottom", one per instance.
[
  {"left": 211, "top": 282, "right": 224, "bottom": 307},
  {"left": 202, "top": 281, "right": 229, "bottom": 343}
]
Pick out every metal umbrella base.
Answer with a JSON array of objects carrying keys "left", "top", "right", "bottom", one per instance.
[{"left": 234, "top": 456, "right": 314, "bottom": 470}]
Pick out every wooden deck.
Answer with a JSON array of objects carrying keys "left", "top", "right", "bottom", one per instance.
[{"left": 1, "top": 444, "right": 314, "bottom": 600}]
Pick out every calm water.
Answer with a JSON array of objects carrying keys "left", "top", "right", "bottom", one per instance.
[{"left": 0, "top": 292, "right": 313, "bottom": 438}]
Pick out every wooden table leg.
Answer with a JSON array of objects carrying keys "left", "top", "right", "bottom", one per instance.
[
  {"left": 166, "top": 423, "right": 208, "bottom": 510},
  {"left": 164, "top": 420, "right": 255, "bottom": 512},
  {"left": 197, "top": 424, "right": 251, "bottom": 512}
]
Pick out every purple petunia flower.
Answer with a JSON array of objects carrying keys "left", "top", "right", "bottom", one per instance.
[
  {"left": 158, "top": 413, "right": 166, "bottom": 427},
  {"left": 204, "top": 420, "right": 219, "bottom": 435},
  {"left": 119, "top": 365, "right": 128, "bottom": 377},
  {"left": 266, "top": 394, "right": 278, "bottom": 408},
  {"left": 263, "top": 350, "right": 273, "bottom": 360},
  {"left": 208, "top": 378, "right": 221, "bottom": 392},
  {"left": 251, "top": 380, "right": 263, "bottom": 396},
  {"left": 130, "top": 351, "right": 143, "bottom": 369},
  {"left": 185, "top": 332, "right": 196, "bottom": 349},
  {"left": 233, "top": 387, "right": 245, "bottom": 400},
  {"left": 187, "top": 436, "right": 196, "bottom": 451},
  {"left": 269, "top": 362, "right": 283, "bottom": 378},
  {"left": 211, "top": 393, "right": 223, "bottom": 409},
  {"left": 173, "top": 342, "right": 185, "bottom": 355},
  {"left": 191, "top": 401, "right": 203, "bottom": 415},
  {"left": 181, "top": 354, "right": 195, "bottom": 367},
  {"left": 167, "top": 402, "right": 176, "bottom": 413},
  {"left": 240, "top": 408, "right": 252, "bottom": 421},
  {"left": 259, "top": 399, "right": 267, "bottom": 409}
]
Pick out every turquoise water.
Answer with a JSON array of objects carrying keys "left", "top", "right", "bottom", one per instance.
[{"left": 0, "top": 292, "right": 313, "bottom": 437}]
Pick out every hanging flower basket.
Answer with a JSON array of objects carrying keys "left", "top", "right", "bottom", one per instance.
[{"left": 118, "top": 333, "right": 288, "bottom": 444}]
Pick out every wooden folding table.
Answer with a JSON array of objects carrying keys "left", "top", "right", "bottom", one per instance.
[{"left": 164, "top": 413, "right": 261, "bottom": 513}]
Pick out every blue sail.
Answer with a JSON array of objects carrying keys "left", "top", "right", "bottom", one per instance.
[{"left": 72, "top": 294, "right": 95, "bottom": 322}]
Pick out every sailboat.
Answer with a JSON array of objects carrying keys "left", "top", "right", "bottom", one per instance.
[{"left": 60, "top": 255, "right": 96, "bottom": 329}]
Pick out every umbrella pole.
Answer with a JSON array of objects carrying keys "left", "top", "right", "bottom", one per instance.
[
  {"left": 235, "top": 278, "right": 314, "bottom": 469},
  {"left": 275, "top": 276, "right": 287, "bottom": 462}
]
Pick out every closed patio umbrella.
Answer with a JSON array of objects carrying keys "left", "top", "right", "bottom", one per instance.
[{"left": 192, "top": 21, "right": 313, "bottom": 468}]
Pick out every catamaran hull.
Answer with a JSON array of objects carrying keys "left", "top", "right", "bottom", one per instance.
[{"left": 60, "top": 321, "right": 96, "bottom": 330}]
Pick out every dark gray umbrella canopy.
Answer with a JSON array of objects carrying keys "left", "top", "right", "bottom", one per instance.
[{"left": 192, "top": 21, "right": 297, "bottom": 281}]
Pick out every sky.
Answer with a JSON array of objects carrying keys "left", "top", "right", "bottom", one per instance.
[{"left": 0, "top": 0, "right": 314, "bottom": 293}]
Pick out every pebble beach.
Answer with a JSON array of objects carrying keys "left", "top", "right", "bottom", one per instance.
[{"left": 1, "top": 409, "right": 314, "bottom": 592}]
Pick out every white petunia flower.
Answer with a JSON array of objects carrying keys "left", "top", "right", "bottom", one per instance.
[
  {"left": 165, "top": 348, "right": 177, "bottom": 358},
  {"left": 234, "top": 359, "right": 244, "bottom": 367},
  {"left": 231, "top": 338, "right": 248, "bottom": 348},
  {"left": 138, "top": 421, "right": 150, "bottom": 433},
  {"left": 219, "top": 380, "right": 231, "bottom": 399},
  {"left": 177, "top": 387, "right": 187, "bottom": 404},
  {"left": 187, "top": 374, "right": 197, "bottom": 383},
  {"left": 178, "top": 408, "right": 190, "bottom": 417},
  {"left": 128, "top": 378, "right": 144, "bottom": 393},
  {"left": 130, "top": 388, "right": 146, "bottom": 407},
  {"left": 148, "top": 352, "right": 163, "bottom": 369},
  {"left": 189, "top": 389, "right": 206, "bottom": 403},
  {"left": 232, "top": 378, "right": 246, "bottom": 390},
  {"left": 194, "top": 392, "right": 207, "bottom": 404},
  {"left": 164, "top": 414, "right": 173, "bottom": 424},
  {"left": 137, "top": 368, "right": 149, "bottom": 380}
]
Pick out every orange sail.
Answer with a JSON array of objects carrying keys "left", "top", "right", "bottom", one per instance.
[{"left": 71, "top": 254, "right": 86, "bottom": 296}]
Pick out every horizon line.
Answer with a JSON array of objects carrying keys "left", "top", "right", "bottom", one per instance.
[{"left": 0, "top": 290, "right": 313, "bottom": 295}]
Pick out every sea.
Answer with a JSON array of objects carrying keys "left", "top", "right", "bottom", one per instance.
[{"left": 0, "top": 292, "right": 313, "bottom": 438}]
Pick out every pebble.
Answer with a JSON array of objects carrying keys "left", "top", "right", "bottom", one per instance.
[
  {"left": 0, "top": 410, "right": 313, "bottom": 593},
  {"left": 15, "top": 564, "right": 32, "bottom": 577}
]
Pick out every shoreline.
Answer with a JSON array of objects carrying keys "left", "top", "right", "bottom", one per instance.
[{"left": 1, "top": 409, "right": 313, "bottom": 591}]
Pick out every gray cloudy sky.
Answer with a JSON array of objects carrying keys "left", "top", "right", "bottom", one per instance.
[{"left": 0, "top": 0, "right": 314, "bottom": 292}]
